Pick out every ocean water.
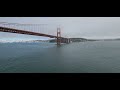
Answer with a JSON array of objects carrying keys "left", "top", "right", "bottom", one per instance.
[{"left": 0, "top": 41, "right": 120, "bottom": 73}]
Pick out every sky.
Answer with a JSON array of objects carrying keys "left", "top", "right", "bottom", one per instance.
[{"left": 0, "top": 17, "right": 120, "bottom": 41}]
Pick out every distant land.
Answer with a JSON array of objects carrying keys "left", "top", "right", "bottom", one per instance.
[
  {"left": 1, "top": 38, "right": 120, "bottom": 43},
  {"left": 49, "top": 38, "right": 120, "bottom": 43},
  {"left": 49, "top": 38, "right": 98, "bottom": 43}
]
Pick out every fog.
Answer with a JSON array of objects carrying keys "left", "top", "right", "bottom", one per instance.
[{"left": 0, "top": 17, "right": 120, "bottom": 40}]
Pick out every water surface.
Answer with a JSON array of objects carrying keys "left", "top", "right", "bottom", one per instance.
[{"left": 0, "top": 41, "right": 120, "bottom": 73}]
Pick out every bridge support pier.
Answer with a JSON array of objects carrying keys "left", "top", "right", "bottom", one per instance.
[
  {"left": 66, "top": 38, "right": 70, "bottom": 44},
  {"left": 57, "top": 37, "right": 61, "bottom": 45},
  {"left": 68, "top": 39, "right": 70, "bottom": 43}
]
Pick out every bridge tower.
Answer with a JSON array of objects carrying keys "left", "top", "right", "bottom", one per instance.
[{"left": 57, "top": 27, "right": 61, "bottom": 45}]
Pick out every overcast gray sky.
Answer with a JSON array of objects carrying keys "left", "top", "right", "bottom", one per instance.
[{"left": 0, "top": 17, "right": 120, "bottom": 41}]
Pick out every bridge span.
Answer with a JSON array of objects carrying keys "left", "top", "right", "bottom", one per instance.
[{"left": 0, "top": 26, "right": 71, "bottom": 45}]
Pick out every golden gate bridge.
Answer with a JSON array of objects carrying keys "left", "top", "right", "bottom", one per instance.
[{"left": 0, "top": 22, "right": 71, "bottom": 45}]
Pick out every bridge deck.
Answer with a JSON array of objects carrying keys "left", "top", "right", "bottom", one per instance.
[
  {"left": 0, "top": 26, "right": 69, "bottom": 44},
  {"left": 0, "top": 27, "right": 67, "bottom": 38}
]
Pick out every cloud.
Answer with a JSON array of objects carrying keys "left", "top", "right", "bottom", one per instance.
[{"left": 1, "top": 17, "right": 120, "bottom": 39}]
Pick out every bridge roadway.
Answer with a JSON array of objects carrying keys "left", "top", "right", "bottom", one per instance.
[
  {"left": 0, "top": 26, "right": 70, "bottom": 44},
  {"left": 0, "top": 26, "right": 66, "bottom": 38}
]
